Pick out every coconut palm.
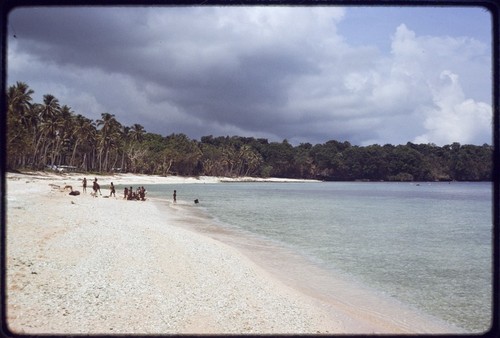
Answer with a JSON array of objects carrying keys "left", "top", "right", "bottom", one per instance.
[
  {"left": 129, "top": 123, "right": 145, "bottom": 144},
  {"left": 96, "top": 113, "right": 122, "bottom": 172},
  {"left": 70, "top": 114, "right": 96, "bottom": 168},
  {"left": 118, "top": 123, "right": 145, "bottom": 173},
  {"left": 39, "top": 94, "right": 60, "bottom": 120},
  {"left": 6, "top": 82, "right": 35, "bottom": 168},
  {"left": 51, "top": 105, "right": 75, "bottom": 165},
  {"left": 7, "top": 82, "right": 34, "bottom": 129},
  {"left": 80, "top": 119, "right": 97, "bottom": 171},
  {"left": 38, "top": 114, "right": 64, "bottom": 167},
  {"left": 33, "top": 94, "right": 62, "bottom": 167}
]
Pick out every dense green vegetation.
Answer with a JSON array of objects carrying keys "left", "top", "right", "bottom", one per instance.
[{"left": 6, "top": 82, "right": 492, "bottom": 181}]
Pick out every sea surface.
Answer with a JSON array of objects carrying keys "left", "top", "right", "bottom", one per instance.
[{"left": 144, "top": 181, "right": 492, "bottom": 333}]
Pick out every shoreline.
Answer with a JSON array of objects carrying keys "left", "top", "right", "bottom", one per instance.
[
  {"left": 5, "top": 172, "right": 464, "bottom": 334},
  {"left": 151, "top": 197, "right": 466, "bottom": 334},
  {"left": 7, "top": 169, "right": 491, "bottom": 183},
  {"left": 6, "top": 170, "right": 322, "bottom": 185}
]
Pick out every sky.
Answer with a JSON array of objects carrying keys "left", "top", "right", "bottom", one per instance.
[{"left": 6, "top": 5, "right": 493, "bottom": 146}]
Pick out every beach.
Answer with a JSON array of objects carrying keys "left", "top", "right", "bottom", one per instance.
[{"left": 5, "top": 172, "right": 463, "bottom": 334}]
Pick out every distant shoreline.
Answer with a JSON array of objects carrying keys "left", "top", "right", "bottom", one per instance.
[
  {"left": 5, "top": 170, "right": 491, "bottom": 184},
  {"left": 5, "top": 170, "right": 322, "bottom": 185}
]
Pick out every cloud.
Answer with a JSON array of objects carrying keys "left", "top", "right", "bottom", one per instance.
[
  {"left": 384, "top": 24, "right": 492, "bottom": 145},
  {"left": 414, "top": 71, "right": 492, "bottom": 145},
  {"left": 7, "top": 7, "right": 492, "bottom": 146},
  {"left": 336, "top": 24, "right": 492, "bottom": 145}
]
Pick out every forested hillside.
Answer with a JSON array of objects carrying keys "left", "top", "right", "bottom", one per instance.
[{"left": 6, "top": 82, "right": 492, "bottom": 181}]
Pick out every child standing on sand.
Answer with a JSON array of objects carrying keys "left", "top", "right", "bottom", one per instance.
[
  {"left": 82, "top": 178, "right": 87, "bottom": 193},
  {"left": 109, "top": 182, "right": 116, "bottom": 197},
  {"left": 92, "top": 178, "right": 102, "bottom": 196}
]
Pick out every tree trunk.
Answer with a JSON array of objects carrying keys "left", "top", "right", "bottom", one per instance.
[
  {"left": 111, "top": 152, "right": 119, "bottom": 171},
  {"left": 120, "top": 151, "right": 126, "bottom": 171},
  {"left": 81, "top": 153, "right": 87, "bottom": 171},
  {"left": 70, "top": 140, "right": 80, "bottom": 167}
]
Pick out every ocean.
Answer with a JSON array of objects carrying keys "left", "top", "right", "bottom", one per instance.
[{"left": 144, "top": 181, "right": 492, "bottom": 333}]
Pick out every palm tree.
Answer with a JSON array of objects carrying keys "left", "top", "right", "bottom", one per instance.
[
  {"left": 70, "top": 114, "right": 96, "bottom": 168},
  {"left": 39, "top": 94, "right": 60, "bottom": 120},
  {"left": 96, "top": 113, "right": 121, "bottom": 172},
  {"left": 80, "top": 119, "right": 97, "bottom": 171},
  {"left": 7, "top": 82, "right": 34, "bottom": 129},
  {"left": 39, "top": 113, "right": 64, "bottom": 167},
  {"left": 129, "top": 123, "right": 145, "bottom": 144},
  {"left": 33, "top": 94, "right": 62, "bottom": 167},
  {"left": 119, "top": 123, "right": 145, "bottom": 173},
  {"left": 52, "top": 105, "right": 75, "bottom": 165},
  {"left": 6, "top": 82, "right": 35, "bottom": 168},
  {"left": 119, "top": 126, "right": 130, "bottom": 172}
]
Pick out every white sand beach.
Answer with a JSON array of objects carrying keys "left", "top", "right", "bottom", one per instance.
[{"left": 5, "top": 172, "right": 463, "bottom": 334}]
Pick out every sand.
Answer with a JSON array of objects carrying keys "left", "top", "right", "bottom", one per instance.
[{"left": 4, "top": 172, "right": 464, "bottom": 334}]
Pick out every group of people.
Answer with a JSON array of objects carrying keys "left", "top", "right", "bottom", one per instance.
[
  {"left": 79, "top": 178, "right": 196, "bottom": 204},
  {"left": 124, "top": 186, "right": 147, "bottom": 201},
  {"left": 82, "top": 177, "right": 103, "bottom": 197},
  {"left": 81, "top": 178, "right": 144, "bottom": 200},
  {"left": 77, "top": 178, "right": 202, "bottom": 205}
]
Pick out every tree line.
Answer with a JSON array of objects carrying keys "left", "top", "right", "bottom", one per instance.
[{"left": 6, "top": 81, "right": 492, "bottom": 181}]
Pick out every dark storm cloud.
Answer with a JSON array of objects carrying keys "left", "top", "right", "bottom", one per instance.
[
  {"left": 10, "top": 7, "right": 316, "bottom": 133},
  {"left": 7, "top": 6, "right": 492, "bottom": 145},
  {"left": 10, "top": 8, "right": 152, "bottom": 69}
]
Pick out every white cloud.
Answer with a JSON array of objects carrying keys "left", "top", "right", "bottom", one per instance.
[
  {"left": 339, "top": 24, "right": 492, "bottom": 146},
  {"left": 414, "top": 70, "right": 492, "bottom": 145}
]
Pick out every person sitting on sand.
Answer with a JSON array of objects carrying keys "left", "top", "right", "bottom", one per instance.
[
  {"left": 82, "top": 177, "right": 87, "bottom": 193},
  {"left": 139, "top": 186, "right": 146, "bottom": 201},
  {"left": 109, "top": 182, "right": 116, "bottom": 197},
  {"left": 65, "top": 184, "right": 80, "bottom": 196}
]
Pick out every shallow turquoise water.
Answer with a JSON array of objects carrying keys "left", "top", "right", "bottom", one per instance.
[{"left": 144, "top": 181, "right": 492, "bottom": 332}]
